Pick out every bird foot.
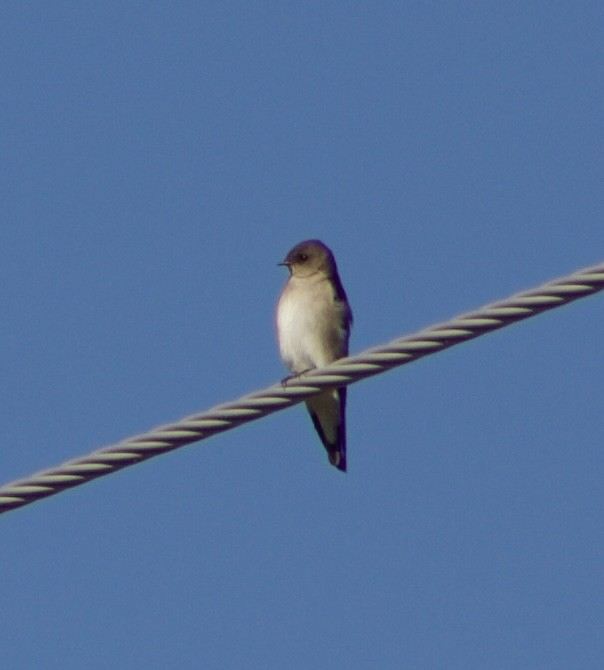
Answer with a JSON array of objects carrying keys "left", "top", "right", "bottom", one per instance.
[{"left": 281, "top": 368, "right": 314, "bottom": 386}]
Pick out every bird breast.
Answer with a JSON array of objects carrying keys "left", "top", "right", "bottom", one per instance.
[{"left": 277, "top": 277, "right": 347, "bottom": 373}]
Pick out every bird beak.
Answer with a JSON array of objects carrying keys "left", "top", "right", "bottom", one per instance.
[{"left": 277, "top": 261, "right": 289, "bottom": 267}]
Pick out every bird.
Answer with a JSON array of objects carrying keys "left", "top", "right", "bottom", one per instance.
[{"left": 276, "top": 240, "right": 353, "bottom": 471}]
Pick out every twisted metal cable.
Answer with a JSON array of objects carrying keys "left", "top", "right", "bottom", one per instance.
[{"left": 1, "top": 261, "right": 603, "bottom": 515}]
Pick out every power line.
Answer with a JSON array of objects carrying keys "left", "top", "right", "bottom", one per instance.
[{"left": 1, "top": 261, "right": 603, "bottom": 515}]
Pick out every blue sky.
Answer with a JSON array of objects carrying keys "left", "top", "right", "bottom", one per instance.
[{"left": 1, "top": 3, "right": 603, "bottom": 668}]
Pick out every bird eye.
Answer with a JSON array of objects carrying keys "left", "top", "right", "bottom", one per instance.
[{"left": 297, "top": 253, "right": 309, "bottom": 262}]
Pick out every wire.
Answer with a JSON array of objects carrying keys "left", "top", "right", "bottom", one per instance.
[{"left": 1, "top": 261, "right": 603, "bottom": 515}]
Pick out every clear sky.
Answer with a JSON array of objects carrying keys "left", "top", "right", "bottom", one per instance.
[{"left": 1, "top": 3, "right": 603, "bottom": 668}]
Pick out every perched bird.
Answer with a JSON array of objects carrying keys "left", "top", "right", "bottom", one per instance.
[{"left": 276, "top": 240, "right": 353, "bottom": 471}]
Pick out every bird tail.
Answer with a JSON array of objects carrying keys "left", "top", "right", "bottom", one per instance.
[{"left": 307, "top": 387, "right": 347, "bottom": 472}]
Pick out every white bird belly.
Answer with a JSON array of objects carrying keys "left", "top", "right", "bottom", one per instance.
[{"left": 277, "top": 280, "right": 344, "bottom": 373}]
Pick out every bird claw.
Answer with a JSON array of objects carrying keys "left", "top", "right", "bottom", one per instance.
[{"left": 281, "top": 368, "right": 314, "bottom": 387}]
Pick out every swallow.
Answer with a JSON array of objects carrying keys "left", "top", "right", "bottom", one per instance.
[{"left": 276, "top": 240, "right": 353, "bottom": 471}]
